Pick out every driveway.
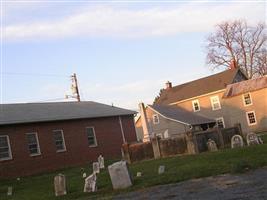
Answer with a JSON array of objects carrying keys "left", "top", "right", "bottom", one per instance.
[{"left": 114, "top": 168, "right": 267, "bottom": 200}]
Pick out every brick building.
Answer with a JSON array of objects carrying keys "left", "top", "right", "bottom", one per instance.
[{"left": 0, "top": 101, "right": 137, "bottom": 178}]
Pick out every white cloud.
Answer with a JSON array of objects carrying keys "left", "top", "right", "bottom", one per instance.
[{"left": 4, "top": 2, "right": 265, "bottom": 41}]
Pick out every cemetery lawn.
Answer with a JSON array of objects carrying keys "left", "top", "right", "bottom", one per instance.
[{"left": 0, "top": 138, "right": 267, "bottom": 200}]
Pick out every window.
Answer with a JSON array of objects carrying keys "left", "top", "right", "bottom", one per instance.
[
  {"left": 243, "top": 93, "right": 252, "bottom": 106},
  {"left": 210, "top": 96, "right": 221, "bottom": 110},
  {"left": 246, "top": 111, "right": 257, "bottom": 126},
  {"left": 86, "top": 127, "right": 97, "bottom": 147},
  {"left": 0, "top": 135, "right": 12, "bottom": 161},
  {"left": 192, "top": 100, "right": 200, "bottom": 112},
  {"left": 152, "top": 114, "right": 159, "bottom": 124},
  {"left": 53, "top": 130, "right": 66, "bottom": 152},
  {"left": 26, "top": 133, "right": 41, "bottom": 156},
  {"left": 216, "top": 117, "right": 225, "bottom": 128}
]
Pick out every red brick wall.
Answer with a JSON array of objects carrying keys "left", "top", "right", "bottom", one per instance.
[{"left": 0, "top": 115, "right": 137, "bottom": 178}]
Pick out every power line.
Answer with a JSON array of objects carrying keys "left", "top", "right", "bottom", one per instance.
[{"left": 2, "top": 72, "right": 69, "bottom": 78}]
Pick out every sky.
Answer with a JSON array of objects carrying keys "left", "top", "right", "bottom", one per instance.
[{"left": 1, "top": 0, "right": 266, "bottom": 110}]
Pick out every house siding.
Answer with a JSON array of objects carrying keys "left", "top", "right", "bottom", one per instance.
[
  {"left": 135, "top": 107, "right": 190, "bottom": 140},
  {"left": 0, "top": 115, "right": 136, "bottom": 178}
]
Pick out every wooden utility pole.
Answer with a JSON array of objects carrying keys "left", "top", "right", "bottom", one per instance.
[{"left": 70, "top": 73, "right": 81, "bottom": 102}]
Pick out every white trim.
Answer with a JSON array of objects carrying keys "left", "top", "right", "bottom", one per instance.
[
  {"left": 192, "top": 99, "right": 200, "bottom": 112},
  {"left": 169, "top": 89, "right": 226, "bottom": 105},
  {"left": 86, "top": 127, "right": 98, "bottom": 147},
  {"left": 52, "top": 129, "right": 67, "bottom": 153},
  {"left": 26, "top": 132, "right": 41, "bottom": 156},
  {"left": 0, "top": 135, "right": 12, "bottom": 161},
  {"left": 148, "top": 106, "right": 191, "bottom": 126},
  {"left": 210, "top": 96, "right": 221, "bottom": 110},
  {"left": 246, "top": 111, "right": 257, "bottom": 126},
  {"left": 215, "top": 117, "right": 225, "bottom": 128},
  {"left": 152, "top": 114, "right": 160, "bottom": 124},
  {"left": 243, "top": 93, "right": 253, "bottom": 107}
]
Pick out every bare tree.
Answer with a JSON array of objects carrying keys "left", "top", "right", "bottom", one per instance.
[{"left": 206, "top": 20, "right": 266, "bottom": 79}]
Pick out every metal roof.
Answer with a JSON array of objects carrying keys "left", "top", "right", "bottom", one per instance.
[
  {"left": 0, "top": 101, "right": 136, "bottom": 125},
  {"left": 149, "top": 104, "right": 215, "bottom": 125}
]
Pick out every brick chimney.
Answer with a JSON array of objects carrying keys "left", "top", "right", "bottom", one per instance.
[
  {"left": 165, "top": 81, "right": 172, "bottom": 90},
  {"left": 229, "top": 59, "right": 237, "bottom": 70}
]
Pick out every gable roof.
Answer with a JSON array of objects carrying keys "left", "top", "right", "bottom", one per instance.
[
  {"left": 149, "top": 104, "right": 215, "bottom": 126},
  {"left": 154, "top": 68, "right": 246, "bottom": 105},
  {"left": 0, "top": 101, "right": 136, "bottom": 126},
  {"left": 223, "top": 75, "right": 267, "bottom": 98}
]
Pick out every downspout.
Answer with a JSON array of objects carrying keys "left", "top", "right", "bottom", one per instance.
[{"left": 119, "top": 116, "right": 126, "bottom": 143}]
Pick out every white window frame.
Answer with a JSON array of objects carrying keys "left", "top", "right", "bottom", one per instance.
[
  {"left": 215, "top": 117, "right": 225, "bottom": 128},
  {"left": 53, "top": 129, "right": 67, "bottom": 153},
  {"left": 246, "top": 111, "right": 257, "bottom": 126},
  {"left": 192, "top": 99, "right": 200, "bottom": 112},
  {"left": 152, "top": 114, "right": 160, "bottom": 124},
  {"left": 243, "top": 93, "right": 253, "bottom": 106},
  {"left": 0, "top": 135, "right": 12, "bottom": 161},
  {"left": 26, "top": 132, "right": 41, "bottom": 156},
  {"left": 86, "top": 127, "right": 98, "bottom": 147},
  {"left": 210, "top": 96, "right": 221, "bottom": 110}
]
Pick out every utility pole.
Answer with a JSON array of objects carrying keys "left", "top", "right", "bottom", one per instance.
[{"left": 66, "top": 73, "right": 81, "bottom": 102}]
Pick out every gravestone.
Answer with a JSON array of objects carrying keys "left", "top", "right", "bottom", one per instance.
[
  {"left": 231, "top": 135, "right": 244, "bottom": 148},
  {"left": 83, "top": 173, "right": 97, "bottom": 193},
  {"left": 98, "top": 155, "right": 105, "bottom": 169},
  {"left": 7, "top": 186, "right": 12, "bottom": 196},
  {"left": 207, "top": 139, "right": 218, "bottom": 152},
  {"left": 54, "top": 174, "right": 66, "bottom": 196},
  {"left": 158, "top": 165, "right": 165, "bottom": 174},
  {"left": 246, "top": 132, "right": 260, "bottom": 146},
  {"left": 136, "top": 172, "right": 142, "bottom": 177},
  {"left": 93, "top": 162, "right": 100, "bottom": 174},
  {"left": 82, "top": 172, "right": 87, "bottom": 178},
  {"left": 108, "top": 161, "right": 132, "bottom": 189}
]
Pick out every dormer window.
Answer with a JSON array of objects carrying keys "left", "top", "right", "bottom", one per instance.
[
  {"left": 192, "top": 100, "right": 200, "bottom": 112},
  {"left": 152, "top": 114, "right": 159, "bottom": 124}
]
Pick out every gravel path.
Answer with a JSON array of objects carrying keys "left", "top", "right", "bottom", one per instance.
[{"left": 114, "top": 168, "right": 267, "bottom": 200}]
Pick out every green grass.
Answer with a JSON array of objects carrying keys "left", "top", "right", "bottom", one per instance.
[{"left": 1, "top": 143, "right": 267, "bottom": 200}]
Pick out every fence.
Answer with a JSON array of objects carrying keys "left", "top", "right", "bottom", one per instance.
[{"left": 122, "top": 124, "right": 243, "bottom": 163}]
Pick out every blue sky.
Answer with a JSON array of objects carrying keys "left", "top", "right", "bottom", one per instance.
[{"left": 1, "top": 0, "right": 266, "bottom": 110}]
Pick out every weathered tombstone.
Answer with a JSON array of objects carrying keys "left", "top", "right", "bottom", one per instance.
[
  {"left": 98, "top": 155, "right": 105, "bottom": 169},
  {"left": 231, "top": 135, "right": 244, "bottom": 148},
  {"left": 207, "top": 139, "right": 218, "bottom": 152},
  {"left": 54, "top": 174, "right": 66, "bottom": 196},
  {"left": 108, "top": 161, "right": 132, "bottom": 189},
  {"left": 83, "top": 173, "right": 97, "bottom": 193},
  {"left": 136, "top": 172, "right": 142, "bottom": 177},
  {"left": 7, "top": 186, "right": 12, "bottom": 196},
  {"left": 92, "top": 162, "right": 100, "bottom": 174},
  {"left": 246, "top": 132, "right": 260, "bottom": 146},
  {"left": 82, "top": 172, "right": 87, "bottom": 178},
  {"left": 158, "top": 165, "right": 165, "bottom": 175}
]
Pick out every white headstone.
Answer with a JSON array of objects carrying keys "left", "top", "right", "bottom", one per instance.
[
  {"left": 7, "top": 186, "right": 12, "bottom": 196},
  {"left": 246, "top": 132, "right": 260, "bottom": 146},
  {"left": 136, "top": 172, "right": 142, "bottom": 177},
  {"left": 93, "top": 162, "right": 100, "bottom": 174},
  {"left": 108, "top": 161, "right": 132, "bottom": 189},
  {"left": 54, "top": 174, "right": 67, "bottom": 196},
  {"left": 158, "top": 165, "right": 165, "bottom": 174},
  {"left": 83, "top": 173, "right": 97, "bottom": 193},
  {"left": 98, "top": 155, "right": 105, "bottom": 169},
  {"left": 82, "top": 172, "right": 87, "bottom": 178},
  {"left": 207, "top": 139, "right": 218, "bottom": 152},
  {"left": 231, "top": 135, "right": 244, "bottom": 148}
]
